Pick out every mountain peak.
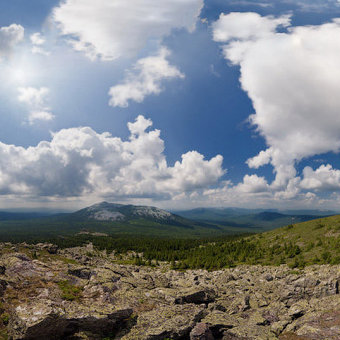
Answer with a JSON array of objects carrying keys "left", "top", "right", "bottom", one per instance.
[{"left": 76, "top": 202, "right": 174, "bottom": 222}]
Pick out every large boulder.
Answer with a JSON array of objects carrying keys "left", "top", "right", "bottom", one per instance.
[
  {"left": 174, "top": 289, "right": 215, "bottom": 305},
  {"left": 190, "top": 322, "right": 214, "bottom": 340},
  {"left": 121, "top": 304, "right": 205, "bottom": 340},
  {"left": 68, "top": 268, "right": 94, "bottom": 280},
  {"left": 8, "top": 299, "right": 132, "bottom": 339}
]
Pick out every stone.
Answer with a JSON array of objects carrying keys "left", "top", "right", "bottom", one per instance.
[
  {"left": 0, "top": 265, "right": 6, "bottom": 275},
  {"left": 190, "top": 322, "right": 214, "bottom": 340},
  {"left": 8, "top": 300, "right": 133, "bottom": 340},
  {"left": 0, "top": 243, "right": 337, "bottom": 340},
  {"left": 175, "top": 289, "right": 215, "bottom": 305},
  {"left": 288, "top": 302, "right": 308, "bottom": 319},
  {"left": 121, "top": 304, "right": 205, "bottom": 340},
  {"left": 68, "top": 268, "right": 93, "bottom": 280}
]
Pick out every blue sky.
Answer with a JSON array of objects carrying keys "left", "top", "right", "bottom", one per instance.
[{"left": 1, "top": 0, "right": 340, "bottom": 210}]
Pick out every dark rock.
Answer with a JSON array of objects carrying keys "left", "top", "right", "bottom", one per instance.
[
  {"left": 0, "top": 279, "right": 7, "bottom": 296},
  {"left": 15, "top": 253, "right": 31, "bottom": 262},
  {"left": 68, "top": 268, "right": 93, "bottom": 280},
  {"left": 264, "top": 274, "right": 273, "bottom": 282},
  {"left": 175, "top": 289, "right": 215, "bottom": 305},
  {"left": 9, "top": 303, "right": 133, "bottom": 340}
]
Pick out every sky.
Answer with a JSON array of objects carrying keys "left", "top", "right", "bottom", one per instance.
[{"left": 1, "top": 0, "right": 340, "bottom": 211}]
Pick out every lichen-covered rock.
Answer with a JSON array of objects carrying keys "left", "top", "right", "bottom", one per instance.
[
  {"left": 174, "top": 288, "right": 215, "bottom": 305},
  {"left": 201, "top": 310, "right": 239, "bottom": 329},
  {"left": 190, "top": 322, "right": 214, "bottom": 340},
  {"left": 0, "top": 243, "right": 337, "bottom": 340},
  {"left": 35, "top": 243, "right": 59, "bottom": 254},
  {"left": 283, "top": 295, "right": 340, "bottom": 339},
  {"left": 68, "top": 267, "right": 94, "bottom": 280},
  {"left": 9, "top": 299, "right": 133, "bottom": 339},
  {"left": 121, "top": 304, "right": 205, "bottom": 340}
]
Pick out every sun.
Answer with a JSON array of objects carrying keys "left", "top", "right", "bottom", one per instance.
[
  {"left": 6, "top": 55, "right": 38, "bottom": 85},
  {"left": 11, "top": 67, "right": 30, "bottom": 83}
]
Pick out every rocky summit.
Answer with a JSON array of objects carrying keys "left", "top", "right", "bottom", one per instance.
[
  {"left": 73, "top": 202, "right": 176, "bottom": 222},
  {"left": 0, "top": 242, "right": 338, "bottom": 340}
]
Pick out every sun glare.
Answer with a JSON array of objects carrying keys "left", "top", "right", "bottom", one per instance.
[
  {"left": 6, "top": 56, "right": 38, "bottom": 85},
  {"left": 11, "top": 67, "right": 29, "bottom": 83}
]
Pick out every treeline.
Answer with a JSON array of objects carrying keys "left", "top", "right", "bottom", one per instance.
[
  {"left": 47, "top": 231, "right": 340, "bottom": 270},
  {"left": 0, "top": 221, "right": 338, "bottom": 270},
  {"left": 50, "top": 233, "right": 246, "bottom": 258}
]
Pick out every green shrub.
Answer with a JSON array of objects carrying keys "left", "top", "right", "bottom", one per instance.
[
  {"left": 313, "top": 223, "right": 325, "bottom": 230},
  {"left": 57, "top": 280, "right": 83, "bottom": 301},
  {"left": 0, "top": 313, "right": 9, "bottom": 325}
]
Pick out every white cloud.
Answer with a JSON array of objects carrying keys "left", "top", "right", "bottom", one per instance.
[
  {"left": 18, "top": 87, "right": 55, "bottom": 124},
  {"left": 165, "top": 151, "right": 225, "bottom": 192},
  {"left": 0, "top": 115, "right": 224, "bottom": 200},
  {"left": 18, "top": 87, "right": 49, "bottom": 107},
  {"left": 213, "top": 12, "right": 290, "bottom": 43},
  {"left": 30, "top": 32, "right": 45, "bottom": 46},
  {"left": 0, "top": 24, "right": 24, "bottom": 60},
  {"left": 30, "top": 32, "right": 50, "bottom": 56},
  {"left": 213, "top": 13, "right": 340, "bottom": 191},
  {"left": 300, "top": 164, "right": 340, "bottom": 191},
  {"left": 53, "top": 0, "right": 203, "bottom": 61},
  {"left": 28, "top": 111, "right": 55, "bottom": 125},
  {"left": 235, "top": 174, "right": 270, "bottom": 193},
  {"left": 109, "top": 48, "right": 184, "bottom": 107},
  {"left": 229, "top": 1, "right": 273, "bottom": 8},
  {"left": 283, "top": 0, "right": 340, "bottom": 12}
]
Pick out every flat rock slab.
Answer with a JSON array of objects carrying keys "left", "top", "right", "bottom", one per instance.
[
  {"left": 9, "top": 300, "right": 132, "bottom": 340},
  {"left": 121, "top": 304, "right": 205, "bottom": 340}
]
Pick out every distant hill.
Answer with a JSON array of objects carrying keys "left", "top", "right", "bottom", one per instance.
[
  {"left": 66, "top": 201, "right": 188, "bottom": 224},
  {"left": 0, "top": 202, "right": 232, "bottom": 241},
  {"left": 0, "top": 203, "right": 333, "bottom": 242},
  {"left": 174, "top": 207, "right": 332, "bottom": 231},
  {"left": 0, "top": 211, "right": 49, "bottom": 221},
  {"left": 160, "top": 213, "right": 340, "bottom": 270},
  {"left": 241, "top": 213, "right": 340, "bottom": 267}
]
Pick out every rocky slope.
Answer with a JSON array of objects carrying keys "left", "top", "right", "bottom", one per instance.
[
  {"left": 0, "top": 242, "right": 338, "bottom": 339},
  {"left": 70, "top": 202, "right": 183, "bottom": 223}
]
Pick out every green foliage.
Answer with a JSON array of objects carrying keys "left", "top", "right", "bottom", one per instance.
[
  {"left": 0, "top": 313, "right": 9, "bottom": 325},
  {"left": 0, "top": 328, "right": 8, "bottom": 340},
  {"left": 313, "top": 223, "right": 325, "bottom": 230},
  {"left": 0, "top": 214, "right": 250, "bottom": 242},
  {"left": 57, "top": 280, "right": 83, "bottom": 301},
  {"left": 0, "top": 212, "right": 339, "bottom": 270}
]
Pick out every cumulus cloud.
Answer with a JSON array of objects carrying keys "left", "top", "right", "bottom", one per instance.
[
  {"left": 0, "top": 115, "right": 224, "bottom": 200},
  {"left": 30, "top": 32, "right": 45, "bottom": 46},
  {"left": 300, "top": 164, "right": 340, "bottom": 191},
  {"left": 165, "top": 151, "right": 225, "bottom": 192},
  {"left": 30, "top": 32, "right": 50, "bottom": 56},
  {"left": 109, "top": 48, "right": 184, "bottom": 107},
  {"left": 213, "top": 12, "right": 290, "bottom": 43},
  {"left": 0, "top": 24, "right": 24, "bottom": 60},
  {"left": 18, "top": 87, "right": 55, "bottom": 124},
  {"left": 234, "top": 174, "right": 270, "bottom": 194},
  {"left": 213, "top": 12, "right": 340, "bottom": 192},
  {"left": 53, "top": 0, "right": 203, "bottom": 61}
]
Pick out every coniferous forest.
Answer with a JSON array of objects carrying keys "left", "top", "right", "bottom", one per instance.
[{"left": 45, "top": 214, "right": 340, "bottom": 270}]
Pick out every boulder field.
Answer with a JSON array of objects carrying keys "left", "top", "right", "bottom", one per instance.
[{"left": 0, "top": 243, "right": 338, "bottom": 339}]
